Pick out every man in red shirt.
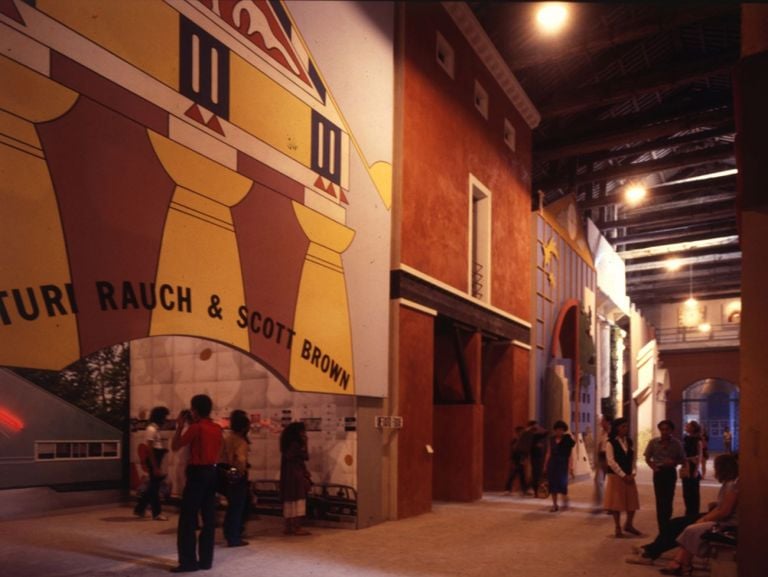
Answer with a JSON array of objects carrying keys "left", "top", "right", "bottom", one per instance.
[{"left": 170, "top": 394, "right": 223, "bottom": 573}]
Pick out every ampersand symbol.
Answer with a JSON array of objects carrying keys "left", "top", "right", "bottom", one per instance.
[{"left": 208, "top": 295, "right": 223, "bottom": 319}]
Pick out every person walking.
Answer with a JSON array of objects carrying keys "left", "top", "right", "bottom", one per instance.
[
  {"left": 170, "top": 394, "right": 223, "bottom": 573},
  {"left": 643, "top": 419, "right": 686, "bottom": 532},
  {"left": 222, "top": 410, "right": 251, "bottom": 548},
  {"left": 134, "top": 406, "right": 170, "bottom": 521},
  {"left": 681, "top": 420, "right": 703, "bottom": 518},
  {"left": 504, "top": 426, "right": 528, "bottom": 495},
  {"left": 523, "top": 421, "right": 549, "bottom": 498},
  {"left": 280, "top": 421, "right": 312, "bottom": 536},
  {"left": 592, "top": 415, "right": 612, "bottom": 511},
  {"left": 543, "top": 420, "right": 576, "bottom": 512},
  {"left": 604, "top": 417, "right": 642, "bottom": 538}
]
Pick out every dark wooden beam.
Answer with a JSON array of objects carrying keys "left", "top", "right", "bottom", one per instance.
[
  {"left": 498, "top": 4, "right": 737, "bottom": 72},
  {"left": 596, "top": 203, "right": 735, "bottom": 231},
  {"left": 581, "top": 124, "right": 734, "bottom": 166},
  {"left": 390, "top": 269, "right": 530, "bottom": 343},
  {"left": 622, "top": 192, "right": 736, "bottom": 218},
  {"left": 628, "top": 274, "right": 741, "bottom": 290},
  {"left": 538, "top": 50, "right": 738, "bottom": 118},
  {"left": 537, "top": 144, "right": 734, "bottom": 192},
  {"left": 630, "top": 287, "right": 741, "bottom": 305},
  {"left": 626, "top": 264, "right": 741, "bottom": 286},
  {"left": 535, "top": 101, "right": 732, "bottom": 162},
  {"left": 628, "top": 282, "right": 741, "bottom": 300},
  {"left": 609, "top": 222, "right": 738, "bottom": 248},
  {"left": 624, "top": 245, "right": 742, "bottom": 269},
  {"left": 581, "top": 173, "right": 736, "bottom": 210}
]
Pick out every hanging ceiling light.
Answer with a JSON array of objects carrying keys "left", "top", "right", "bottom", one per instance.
[
  {"left": 624, "top": 183, "right": 647, "bottom": 206},
  {"left": 685, "top": 262, "right": 698, "bottom": 307},
  {"left": 681, "top": 263, "right": 704, "bottom": 328},
  {"left": 535, "top": 3, "right": 569, "bottom": 35}
]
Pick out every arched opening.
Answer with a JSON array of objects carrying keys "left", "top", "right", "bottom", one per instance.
[
  {"left": 682, "top": 378, "right": 739, "bottom": 453},
  {"left": 3, "top": 335, "right": 361, "bottom": 526}
]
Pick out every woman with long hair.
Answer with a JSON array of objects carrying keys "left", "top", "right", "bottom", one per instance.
[
  {"left": 280, "top": 421, "right": 312, "bottom": 535},
  {"left": 222, "top": 409, "right": 251, "bottom": 547}
]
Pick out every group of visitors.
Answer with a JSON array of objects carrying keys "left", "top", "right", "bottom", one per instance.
[
  {"left": 504, "top": 414, "right": 737, "bottom": 575},
  {"left": 503, "top": 420, "right": 550, "bottom": 499},
  {"left": 626, "top": 418, "right": 738, "bottom": 575},
  {"left": 135, "top": 395, "right": 312, "bottom": 573}
]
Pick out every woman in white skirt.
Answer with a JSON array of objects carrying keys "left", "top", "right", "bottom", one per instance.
[
  {"left": 659, "top": 454, "right": 739, "bottom": 575},
  {"left": 604, "top": 417, "right": 642, "bottom": 538}
]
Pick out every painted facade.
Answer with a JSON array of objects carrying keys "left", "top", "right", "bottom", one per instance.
[
  {"left": 390, "top": 3, "right": 537, "bottom": 517},
  {"left": 0, "top": 0, "right": 581, "bottom": 526},
  {"left": 0, "top": 0, "right": 392, "bottom": 398},
  {"left": 533, "top": 196, "right": 597, "bottom": 432},
  {"left": 0, "top": 0, "right": 392, "bottom": 525}
]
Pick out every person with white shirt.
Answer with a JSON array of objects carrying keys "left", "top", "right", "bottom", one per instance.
[
  {"left": 604, "top": 417, "right": 642, "bottom": 538},
  {"left": 134, "top": 406, "right": 170, "bottom": 521}
]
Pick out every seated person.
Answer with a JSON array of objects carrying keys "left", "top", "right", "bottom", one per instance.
[
  {"left": 625, "top": 453, "right": 738, "bottom": 566},
  {"left": 659, "top": 454, "right": 738, "bottom": 575}
]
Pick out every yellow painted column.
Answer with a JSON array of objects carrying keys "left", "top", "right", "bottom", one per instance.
[
  {"left": 0, "top": 55, "right": 79, "bottom": 369},
  {"left": 290, "top": 202, "right": 355, "bottom": 394},
  {"left": 148, "top": 131, "right": 251, "bottom": 349}
]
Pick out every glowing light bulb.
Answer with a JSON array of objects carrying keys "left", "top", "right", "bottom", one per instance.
[
  {"left": 698, "top": 322, "right": 711, "bottom": 333},
  {"left": 684, "top": 297, "right": 698, "bottom": 308},
  {"left": 625, "top": 184, "right": 647, "bottom": 206},
  {"left": 666, "top": 258, "right": 682, "bottom": 272},
  {"left": 536, "top": 3, "right": 569, "bottom": 34}
]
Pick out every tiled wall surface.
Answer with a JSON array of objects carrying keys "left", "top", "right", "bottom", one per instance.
[{"left": 130, "top": 336, "right": 357, "bottom": 496}]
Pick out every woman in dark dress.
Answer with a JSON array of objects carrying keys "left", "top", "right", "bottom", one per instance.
[
  {"left": 681, "top": 420, "right": 703, "bottom": 518},
  {"left": 279, "top": 421, "right": 312, "bottom": 535},
  {"left": 543, "top": 420, "right": 576, "bottom": 512}
]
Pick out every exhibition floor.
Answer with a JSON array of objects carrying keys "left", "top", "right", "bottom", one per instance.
[{"left": 0, "top": 464, "right": 721, "bottom": 577}]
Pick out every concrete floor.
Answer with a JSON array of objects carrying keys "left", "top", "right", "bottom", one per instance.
[{"left": 0, "top": 464, "right": 720, "bottom": 577}]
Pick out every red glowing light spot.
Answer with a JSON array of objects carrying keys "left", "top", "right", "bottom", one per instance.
[{"left": 0, "top": 407, "right": 24, "bottom": 432}]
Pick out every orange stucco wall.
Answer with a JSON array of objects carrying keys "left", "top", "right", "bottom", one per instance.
[
  {"left": 433, "top": 404, "right": 484, "bottom": 501},
  {"left": 396, "top": 306, "right": 435, "bottom": 518},
  {"left": 400, "top": 3, "right": 532, "bottom": 320},
  {"left": 483, "top": 343, "right": 530, "bottom": 490},
  {"left": 433, "top": 331, "right": 483, "bottom": 500}
]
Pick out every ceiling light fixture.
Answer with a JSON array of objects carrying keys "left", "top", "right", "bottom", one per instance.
[
  {"left": 687, "top": 262, "right": 696, "bottom": 306},
  {"left": 624, "top": 183, "right": 647, "bottom": 206},
  {"left": 680, "top": 262, "right": 705, "bottom": 329},
  {"left": 535, "top": 3, "right": 569, "bottom": 35},
  {"left": 666, "top": 258, "right": 682, "bottom": 272}
]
